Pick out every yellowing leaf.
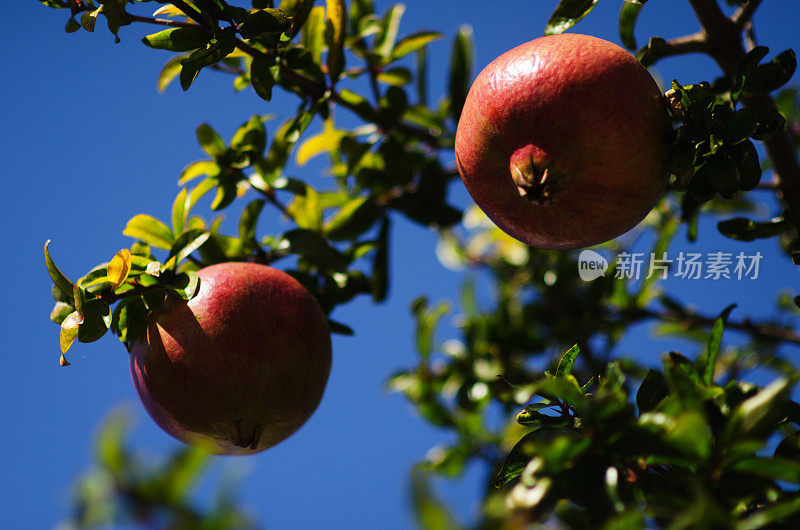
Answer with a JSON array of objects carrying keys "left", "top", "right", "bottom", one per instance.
[
  {"left": 325, "top": 0, "right": 347, "bottom": 83},
  {"left": 153, "top": 4, "right": 188, "bottom": 17},
  {"left": 107, "top": 249, "right": 132, "bottom": 289},
  {"left": 60, "top": 310, "right": 83, "bottom": 360},
  {"left": 296, "top": 129, "right": 345, "bottom": 166}
]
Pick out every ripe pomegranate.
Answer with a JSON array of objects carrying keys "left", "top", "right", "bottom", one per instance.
[
  {"left": 130, "top": 262, "right": 331, "bottom": 455},
  {"left": 455, "top": 33, "right": 671, "bottom": 249}
]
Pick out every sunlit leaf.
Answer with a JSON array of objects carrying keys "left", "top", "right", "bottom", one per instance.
[
  {"left": 107, "top": 249, "right": 132, "bottom": 290},
  {"left": 123, "top": 214, "right": 175, "bottom": 250},
  {"left": 545, "top": 0, "right": 601, "bottom": 35},
  {"left": 325, "top": 0, "right": 347, "bottom": 83}
]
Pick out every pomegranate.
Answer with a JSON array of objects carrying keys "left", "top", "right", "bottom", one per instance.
[
  {"left": 455, "top": 33, "right": 671, "bottom": 249},
  {"left": 130, "top": 262, "right": 331, "bottom": 455}
]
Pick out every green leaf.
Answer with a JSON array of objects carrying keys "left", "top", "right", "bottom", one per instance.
[
  {"left": 545, "top": 0, "right": 600, "bottom": 36},
  {"left": 602, "top": 510, "right": 645, "bottom": 530},
  {"left": 111, "top": 296, "right": 149, "bottom": 346},
  {"left": 734, "top": 139, "right": 762, "bottom": 190},
  {"left": 231, "top": 115, "right": 268, "bottom": 160},
  {"left": 411, "top": 296, "right": 448, "bottom": 361},
  {"left": 278, "top": 229, "right": 349, "bottom": 271},
  {"left": 124, "top": 214, "right": 174, "bottom": 250},
  {"left": 737, "top": 496, "right": 800, "bottom": 530},
  {"left": 250, "top": 54, "right": 277, "bottom": 102},
  {"left": 371, "top": 216, "right": 390, "bottom": 302},
  {"left": 555, "top": 344, "right": 580, "bottom": 378},
  {"left": 392, "top": 31, "right": 442, "bottom": 60},
  {"left": 280, "top": 0, "right": 316, "bottom": 39},
  {"left": 697, "top": 153, "right": 740, "bottom": 199},
  {"left": 325, "top": 0, "right": 347, "bottom": 83},
  {"left": 166, "top": 229, "right": 210, "bottom": 267},
  {"left": 239, "top": 9, "right": 292, "bottom": 39},
  {"left": 100, "top": 0, "right": 131, "bottom": 43},
  {"left": 377, "top": 67, "right": 412, "bottom": 86},
  {"left": 699, "top": 304, "right": 736, "bottom": 386},
  {"left": 196, "top": 123, "right": 227, "bottom": 159},
  {"left": 171, "top": 187, "right": 189, "bottom": 236},
  {"left": 731, "top": 457, "right": 800, "bottom": 484},
  {"left": 169, "top": 271, "right": 201, "bottom": 300},
  {"left": 533, "top": 375, "right": 586, "bottom": 409},
  {"left": 81, "top": 8, "right": 102, "bottom": 32},
  {"left": 636, "top": 370, "right": 669, "bottom": 413},
  {"left": 448, "top": 25, "right": 473, "bottom": 122},
  {"left": 327, "top": 319, "right": 355, "bottom": 336},
  {"left": 239, "top": 199, "right": 266, "bottom": 242},
  {"left": 180, "top": 33, "right": 236, "bottom": 90},
  {"left": 618, "top": 1, "right": 643, "bottom": 50},
  {"left": 752, "top": 49, "right": 797, "bottom": 94},
  {"left": 44, "top": 240, "right": 75, "bottom": 302},
  {"left": 495, "top": 431, "right": 590, "bottom": 487},
  {"left": 50, "top": 301, "right": 74, "bottom": 324},
  {"left": 324, "top": 195, "right": 379, "bottom": 241},
  {"left": 257, "top": 107, "right": 316, "bottom": 185},
  {"left": 302, "top": 6, "right": 326, "bottom": 63},
  {"left": 717, "top": 217, "right": 789, "bottom": 242},
  {"left": 730, "top": 377, "right": 795, "bottom": 438},
  {"left": 158, "top": 53, "right": 190, "bottom": 93},
  {"left": 77, "top": 298, "right": 112, "bottom": 343},
  {"left": 65, "top": 15, "right": 81, "bottom": 33},
  {"left": 193, "top": 0, "right": 231, "bottom": 21},
  {"left": 718, "top": 108, "right": 758, "bottom": 145},
  {"left": 142, "top": 27, "right": 211, "bottom": 52},
  {"left": 375, "top": 4, "right": 405, "bottom": 60}
]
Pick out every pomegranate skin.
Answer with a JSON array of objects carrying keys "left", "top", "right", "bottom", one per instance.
[
  {"left": 130, "top": 262, "right": 331, "bottom": 455},
  {"left": 455, "top": 33, "right": 671, "bottom": 249}
]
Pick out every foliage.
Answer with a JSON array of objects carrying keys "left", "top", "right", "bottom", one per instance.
[
  {"left": 61, "top": 410, "right": 254, "bottom": 529},
  {"left": 39, "top": 0, "right": 800, "bottom": 528}
]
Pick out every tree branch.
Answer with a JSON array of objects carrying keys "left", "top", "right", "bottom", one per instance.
[
  {"left": 623, "top": 306, "right": 800, "bottom": 345},
  {"left": 733, "top": 0, "right": 763, "bottom": 29},
  {"left": 655, "top": 31, "right": 709, "bottom": 61}
]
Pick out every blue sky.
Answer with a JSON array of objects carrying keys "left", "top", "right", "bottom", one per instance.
[{"left": 2, "top": 1, "right": 799, "bottom": 528}]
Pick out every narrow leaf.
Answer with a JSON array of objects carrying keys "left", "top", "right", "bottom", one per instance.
[
  {"left": 701, "top": 304, "right": 736, "bottom": 385},
  {"left": 325, "top": 0, "right": 347, "bottom": 83},
  {"left": 555, "top": 344, "right": 580, "bottom": 378},
  {"left": 171, "top": 187, "right": 189, "bottom": 236},
  {"left": 619, "top": 1, "right": 643, "bottom": 50},
  {"left": 448, "top": 25, "right": 473, "bottom": 122},
  {"left": 545, "top": 0, "right": 601, "bottom": 36},
  {"left": 44, "top": 240, "right": 75, "bottom": 301},
  {"left": 392, "top": 31, "right": 442, "bottom": 60}
]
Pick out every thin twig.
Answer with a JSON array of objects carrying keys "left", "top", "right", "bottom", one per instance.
[{"left": 126, "top": 14, "right": 205, "bottom": 30}]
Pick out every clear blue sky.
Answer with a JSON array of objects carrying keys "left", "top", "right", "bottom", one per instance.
[{"left": 2, "top": 1, "right": 799, "bottom": 528}]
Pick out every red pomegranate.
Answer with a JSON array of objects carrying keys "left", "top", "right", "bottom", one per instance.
[
  {"left": 455, "top": 33, "right": 671, "bottom": 249},
  {"left": 130, "top": 262, "right": 332, "bottom": 455}
]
